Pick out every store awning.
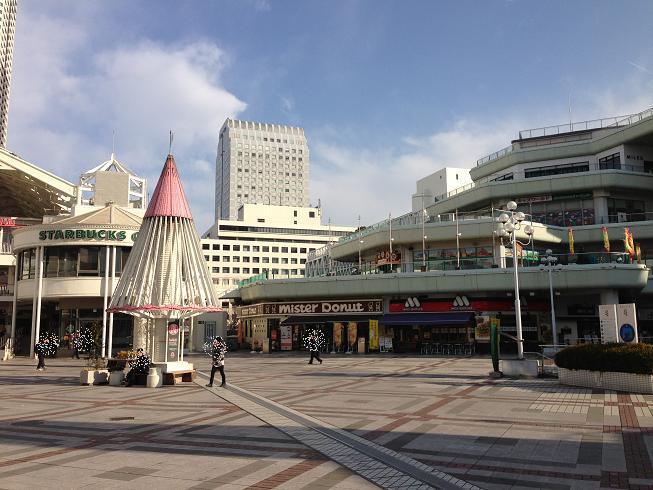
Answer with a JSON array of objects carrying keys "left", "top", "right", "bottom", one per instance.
[
  {"left": 281, "top": 315, "right": 379, "bottom": 325},
  {"left": 378, "top": 312, "right": 474, "bottom": 326}
]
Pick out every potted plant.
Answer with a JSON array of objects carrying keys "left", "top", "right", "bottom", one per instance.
[{"left": 78, "top": 324, "right": 110, "bottom": 385}]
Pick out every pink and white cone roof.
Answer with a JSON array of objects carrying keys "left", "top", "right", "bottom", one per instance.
[{"left": 108, "top": 154, "right": 221, "bottom": 319}]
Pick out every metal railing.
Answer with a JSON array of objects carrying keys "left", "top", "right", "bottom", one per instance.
[
  {"left": 0, "top": 241, "right": 12, "bottom": 254},
  {"left": 0, "top": 284, "right": 13, "bottom": 296},
  {"left": 476, "top": 145, "right": 514, "bottom": 166},
  {"left": 518, "top": 106, "right": 653, "bottom": 140}
]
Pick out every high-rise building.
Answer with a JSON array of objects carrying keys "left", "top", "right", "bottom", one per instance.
[
  {"left": 0, "top": 0, "right": 16, "bottom": 148},
  {"left": 215, "top": 119, "right": 310, "bottom": 221}
]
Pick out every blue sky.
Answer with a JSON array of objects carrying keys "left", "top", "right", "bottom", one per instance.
[{"left": 9, "top": 0, "right": 653, "bottom": 231}]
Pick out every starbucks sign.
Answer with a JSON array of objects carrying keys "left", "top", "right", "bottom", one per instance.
[{"left": 38, "top": 229, "right": 139, "bottom": 242}]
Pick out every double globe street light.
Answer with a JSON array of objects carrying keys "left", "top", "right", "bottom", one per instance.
[{"left": 496, "top": 201, "right": 534, "bottom": 360}]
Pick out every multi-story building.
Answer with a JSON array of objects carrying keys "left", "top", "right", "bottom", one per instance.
[
  {"left": 0, "top": 0, "right": 16, "bottom": 148},
  {"left": 202, "top": 203, "right": 354, "bottom": 299},
  {"left": 411, "top": 167, "right": 472, "bottom": 212},
  {"left": 229, "top": 106, "right": 653, "bottom": 355},
  {"left": 215, "top": 119, "right": 310, "bottom": 220}
]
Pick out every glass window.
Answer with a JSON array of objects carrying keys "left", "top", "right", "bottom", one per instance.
[
  {"left": 78, "top": 247, "right": 100, "bottom": 275},
  {"left": 202, "top": 244, "right": 209, "bottom": 250},
  {"left": 212, "top": 267, "right": 219, "bottom": 273},
  {"left": 253, "top": 246, "right": 260, "bottom": 252},
  {"left": 262, "top": 246, "right": 269, "bottom": 252},
  {"left": 272, "top": 247, "right": 279, "bottom": 252},
  {"left": 281, "top": 247, "right": 288, "bottom": 253},
  {"left": 272, "top": 258, "right": 279, "bottom": 263},
  {"left": 223, "top": 244, "right": 230, "bottom": 251},
  {"left": 222, "top": 267, "right": 230, "bottom": 273},
  {"left": 212, "top": 244, "right": 219, "bottom": 250},
  {"left": 233, "top": 245, "right": 240, "bottom": 251},
  {"left": 232, "top": 267, "right": 240, "bottom": 274},
  {"left": 212, "top": 256, "right": 220, "bottom": 262}
]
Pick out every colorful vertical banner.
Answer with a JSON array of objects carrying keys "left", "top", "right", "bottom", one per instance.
[
  {"left": 624, "top": 227, "right": 635, "bottom": 259},
  {"left": 568, "top": 227, "right": 575, "bottom": 255},
  {"left": 369, "top": 320, "right": 379, "bottom": 350},
  {"left": 333, "top": 322, "right": 343, "bottom": 350},
  {"left": 347, "top": 322, "right": 358, "bottom": 350},
  {"left": 601, "top": 225, "right": 610, "bottom": 252},
  {"left": 636, "top": 243, "right": 642, "bottom": 264}
]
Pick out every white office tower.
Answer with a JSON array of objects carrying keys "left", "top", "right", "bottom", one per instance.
[
  {"left": 0, "top": 0, "right": 16, "bottom": 148},
  {"left": 216, "top": 119, "right": 310, "bottom": 221}
]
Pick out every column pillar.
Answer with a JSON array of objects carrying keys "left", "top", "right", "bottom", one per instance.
[
  {"left": 600, "top": 289, "right": 619, "bottom": 306},
  {"left": 33, "top": 247, "right": 44, "bottom": 356},
  {"left": 593, "top": 190, "right": 610, "bottom": 224},
  {"left": 107, "top": 245, "right": 116, "bottom": 357},
  {"left": 101, "top": 245, "right": 109, "bottom": 358},
  {"left": 9, "top": 255, "right": 18, "bottom": 355}
]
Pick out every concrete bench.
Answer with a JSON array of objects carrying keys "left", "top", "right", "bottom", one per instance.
[{"left": 162, "top": 370, "right": 196, "bottom": 385}]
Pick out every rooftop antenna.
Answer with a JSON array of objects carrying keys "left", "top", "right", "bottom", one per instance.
[
  {"left": 568, "top": 92, "right": 573, "bottom": 131},
  {"left": 111, "top": 129, "right": 116, "bottom": 160},
  {"left": 169, "top": 130, "right": 174, "bottom": 155}
]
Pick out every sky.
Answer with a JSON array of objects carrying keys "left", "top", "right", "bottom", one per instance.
[{"left": 9, "top": 0, "right": 653, "bottom": 232}]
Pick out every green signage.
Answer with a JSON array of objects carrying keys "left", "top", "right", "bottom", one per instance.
[{"left": 38, "top": 229, "right": 138, "bottom": 242}]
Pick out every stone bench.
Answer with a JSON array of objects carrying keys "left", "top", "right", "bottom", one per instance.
[{"left": 162, "top": 370, "right": 196, "bottom": 385}]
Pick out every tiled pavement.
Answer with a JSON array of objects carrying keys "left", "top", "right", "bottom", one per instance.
[{"left": 3, "top": 354, "right": 653, "bottom": 489}]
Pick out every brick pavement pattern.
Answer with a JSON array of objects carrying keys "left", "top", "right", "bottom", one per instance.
[{"left": 3, "top": 354, "right": 653, "bottom": 489}]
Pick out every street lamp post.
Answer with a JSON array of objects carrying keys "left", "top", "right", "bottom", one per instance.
[
  {"left": 540, "top": 249, "right": 561, "bottom": 347},
  {"left": 496, "top": 201, "right": 534, "bottom": 360}
]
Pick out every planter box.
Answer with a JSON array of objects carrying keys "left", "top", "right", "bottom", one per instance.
[
  {"left": 501, "top": 359, "right": 540, "bottom": 378},
  {"left": 80, "top": 369, "right": 110, "bottom": 385},
  {"left": 559, "top": 367, "right": 653, "bottom": 394}
]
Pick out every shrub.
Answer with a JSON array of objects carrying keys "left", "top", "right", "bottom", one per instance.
[{"left": 555, "top": 343, "right": 653, "bottom": 375}]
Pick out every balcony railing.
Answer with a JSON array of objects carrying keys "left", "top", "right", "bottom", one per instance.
[
  {"left": 305, "top": 252, "right": 634, "bottom": 278},
  {"left": 0, "top": 284, "right": 13, "bottom": 296},
  {"left": 0, "top": 241, "right": 12, "bottom": 254}
]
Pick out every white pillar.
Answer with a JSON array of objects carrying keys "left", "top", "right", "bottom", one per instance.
[
  {"left": 101, "top": 245, "right": 109, "bottom": 358},
  {"left": 107, "top": 246, "right": 116, "bottom": 358},
  {"left": 189, "top": 316, "right": 194, "bottom": 352},
  {"left": 29, "top": 250, "right": 38, "bottom": 357},
  {"left": 10, "top": 255, "right": 18, "bottom": 353},
  {"left": 33, "top": 247, "right": 44, "bottom": 357}
]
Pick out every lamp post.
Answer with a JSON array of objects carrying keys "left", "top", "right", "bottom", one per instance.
[
  {"left": 540, "top": 249, "right": 561, "bottom": 347},
  {"left": 496, "top": 201, "right": 534, "bottom": 360},
  {"left": 358, "top": 239, "right": 363, "bottom": 271}
]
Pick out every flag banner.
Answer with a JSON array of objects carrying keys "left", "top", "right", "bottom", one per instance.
[
  {"left": 624, "top": 227, "right": 635, "bottom": 259},
  {"left": 568, "top": 227, "right": 575, "bottom": 255},
  {"left": 601, "top": 225, "right": 610, "bottom": 253}
]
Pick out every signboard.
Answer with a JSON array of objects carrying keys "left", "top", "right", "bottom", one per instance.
[
  {"left": 390, "top": 297, "right": 548, "bottom": 313},
  {"left": 474, "top": 316, "right": 491, "bottom": 341},
  {"left": 38, "top": 229, "right": 138, "bottom": 242},
  {"left": 375, "top": 250, "right": 401, "bottom": 266},
  {"left": 616, "top": 303, "right": 638, "bottom": 343},
  {"left": 0, "top": 217, "right": 16, "bottom": 227},
  {"left": 599, "top": 304, "right": 618, "bottom": 343},
  {"left": 238, "top": 299, "right": 383, "bottom": 317},
  {"left": 369, "top": 319, "right": 379, "bottom": 350},
  {"left": 516, "top": 195, "right": 552, "bottom": 204},
  {"left": 167, "top": 322, "right": 180, "bottom": 361},
  {"left": 280, "top": 325, "right": 292, "bottom": 350}
]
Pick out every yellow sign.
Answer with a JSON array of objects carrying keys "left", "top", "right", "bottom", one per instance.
[{"left": 369, "top": 320, "right": 379, "bottom": 350}]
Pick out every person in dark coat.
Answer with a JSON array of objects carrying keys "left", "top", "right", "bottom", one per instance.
[
  {"left": 206, "top": 337, "right": 227, "bottom": 388},
  {"left": 35, "top": 338, "right": 48, "bottom": 371},
  {"left": 124, "top": 348, "right": 151, "bottom": 386},
  {"left": 308, "top": 348, "right": 322, "bottom": 365}
]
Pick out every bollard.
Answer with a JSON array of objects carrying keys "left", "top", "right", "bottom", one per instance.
[{"left": 146, "top": 367, "right": 162, "bottom": 388}]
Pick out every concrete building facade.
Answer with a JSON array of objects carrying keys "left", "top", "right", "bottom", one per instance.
[{"left": 0, "top": 0, "right": 16, "bottom": 147}]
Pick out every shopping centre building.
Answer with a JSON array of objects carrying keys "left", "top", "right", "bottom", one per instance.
[{"left": 228, "top": 107, "right": 653, "bottom": 354}]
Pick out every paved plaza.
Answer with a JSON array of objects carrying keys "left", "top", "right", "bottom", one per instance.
[{"left": 1, "top": 354, "right": 653, "bottom": 489}]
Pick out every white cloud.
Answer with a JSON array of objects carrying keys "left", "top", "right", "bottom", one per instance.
[
  {"left": 9, "top": 9, "right": 246, "bottom": 232},
  {"left": 310, "top": 118, "right": 519, "bottom": 227}
]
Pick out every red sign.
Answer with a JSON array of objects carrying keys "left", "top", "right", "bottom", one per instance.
[
  {"left": 390, "top": 296, "right": 548, "bottom": 313},
  {"left": 0, "top": 217, "right": 16, "bottom": 227}
]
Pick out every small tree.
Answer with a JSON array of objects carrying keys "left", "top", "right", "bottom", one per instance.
[{"left": 76, "top": 323, "right": 106, "bottom": 370}]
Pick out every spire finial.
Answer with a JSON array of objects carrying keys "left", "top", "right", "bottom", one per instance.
[
  {"left": 111, "top": 129, "right": 116, "bottom": 161},
  {"left": 169, "top": 131, "right": 174, "bottom": 155}
]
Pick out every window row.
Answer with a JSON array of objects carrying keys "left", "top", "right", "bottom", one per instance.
[
  {"left": 18, "top": 246, "right": 132, "bottom": 280},
  {"left": 210, "top": 267, "right": 304, "bottom": 275},
  {"left": 205, "top": 255, "right": 306, "bottom": 264},
  {"left": 202, "top": 244, "right": 311, "bottom": 253}
]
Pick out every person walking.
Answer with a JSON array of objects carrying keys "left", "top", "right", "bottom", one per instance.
[
  {"left": 206, "top": 336, "right": 227, "bottom": 388},
  {"left": 304, "top": 329, "right": 324, "bottom": 365},
  {"left": 308, "top": 347, "right": 322, "bottom": 365},
  {"left": 71, "top": 331, "right": 80, "bottom": 359},
  {"left": 35, "top": 338, "right": 48, "bottom": 371}
]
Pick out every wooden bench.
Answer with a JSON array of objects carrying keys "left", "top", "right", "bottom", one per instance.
[{"left": 162, "top": 370, "right": 196, "bottom": 385}]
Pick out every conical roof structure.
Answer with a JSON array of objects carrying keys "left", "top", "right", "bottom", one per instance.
[{"left": 108, "top": 154, "right": 220, "bottom": 320}]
